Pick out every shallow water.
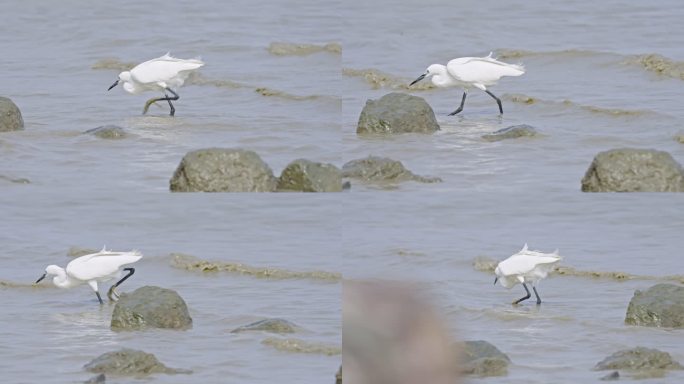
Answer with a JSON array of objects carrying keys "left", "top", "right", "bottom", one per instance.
[{"left": 2, "top": 0, "right": 684, "bottom": 383}]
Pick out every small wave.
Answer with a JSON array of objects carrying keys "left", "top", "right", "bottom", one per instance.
[
  {"left": 504, "top": 93, "right": 650, "bottom": 116},
  {"left": 169, "top": 253, "right": 341, "bottom": 282},
  {"left": 473, "top": 256, "right": 684, "bottom": 283},
  {"left": 267, "top": 42, "right": 341, "bottom": 56},
  {"left": 627, "top": 54, "right": 684, "bottom": 80},
  {"left": 261, "top": 337, "right": 341, "bottom": 356},
  {"left": 0, "top": 174, "right": 30, "bottom": 184},
  {"left": 342, "top": 68, "right": 434, "bottom": 90},
  {"left": 91, "top": 58, "right": 136, "bottom": 71}
]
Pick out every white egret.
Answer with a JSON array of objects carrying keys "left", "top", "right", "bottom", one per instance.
[
  {"left": 410, "top": 52, "right": 524, "bottom": 115},
  {"left": 35, "top": 247, "right": 143, "bottom": 304},
  {"left": 107, "top": 53, "right": 204, "bottom": 116},
  {"left": 494, "top": 244, "right": 561, "bottom": 305}
]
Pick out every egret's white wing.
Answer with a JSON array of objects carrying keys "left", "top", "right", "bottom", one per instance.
[
  {"left": 497, "top": 253, "right": 560, "bottom": 276},
  {"left": 66, "top": 250, "right": 142, "bottom": 281},
  {"left": 131, "top": 54, "right": 204, "bottom": 85},
  {"left": 446, "top": 56, "right": 524, "bottom": 85}
]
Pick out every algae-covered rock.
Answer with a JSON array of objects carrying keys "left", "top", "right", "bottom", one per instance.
[
  {"left": 482, "top": 124, "right": 538, "bottom": 142},
  {"left": 111, "top": 286, "right": 192, "bottom": 330},
  {"left": 84, "top": 348, "right": 190, "bottom": 375},
  {"left": 83, "top": 125, "right": 126, "bottom": 139},
  {"left": 342, "top": 156, "right": 441, "bottom": 184},
  {"left": 625, "top": 284, "right": 684, "bottom": 328},
  {"left": 0, "top": 97, "right": 24, "bottom": 132},
  {"left": 276, "top": 159, "right": 342, "bottom": 192},
  {"left": 594, "top": 347, "right": 683, "bottom": 374},
  {"left": 170, "top": 148, "right": 277, "bottom": 192},
  {"left": 230, "top": 318, "right": 299, "bottom": 334},
  {"left": 357, "top": 92, "right": 439, "bottom": 134},
  {"left": 581, "top": 148, "right": 684, "bottom": 192},
  {"left": 458, "top": 340, "right": 511, "bottom": 377}
]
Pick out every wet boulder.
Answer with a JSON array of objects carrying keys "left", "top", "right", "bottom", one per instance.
[
  {"left": 458, "top": 340, "right": 511, "bottom": 377},
  {"left": 83, "top": 373, "right": 106, "bottom": 384},
  {"left": 84, "top": 348, "right": 191, "bottom": 375},
  {"left": 335, "top": 365, "right": 342, "bottom": 384},
  {"left": 230, "top": 318, "right": 299, "bottom": 334},
  {"left": 625, "top": 284, "right": 684, "bottom": 328},
  {"left": 342, "top": 156, "right": 441, "bottom": 184},
  {"left": 276, "top": 159, "right": 342, "bottom": 192},
  {"left": 581, "top": 148, "right": 684, "bottom": 192},
  {"left": 0, "top": 97, "right": 24, "bottom": 132},
  {"left": 674, "top": 132, "right": 684, "bottom": 144},
  {"left": 357, "top": 92, "right": 439, "bottom": 134},
  {"left": 83, "top": 125, "right": 126, "bottom": 139},
  {"left": 482, "top": 124, "right": 538, "bottom": 142},
  {"left": 594, "top": 347, "right": 683, "bottom": 378},
  {"left": 170, "top": 148, "right": 278, "bottom": 192},
  {"left": 111, "top": 286, "right": 192, "bottom": 330}
]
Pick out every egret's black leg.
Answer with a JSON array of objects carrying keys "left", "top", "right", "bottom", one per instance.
[
  {"left": 485, "top": 90, "right": 503, "bottom": 114},
  {"left": 448, "top": 91, "right": 468, "bottom": 116},
  {"left": 142, "top": 88, "right": 180, "bottom": 116},
  {"left": 108, "top": 268, "right": 135, "bottom": 301},
  {"left": 532, "top": 286, "right": 542, "bottom": 305},
  {"left": 95, "top": 291, "right": 104, "bottom": 304},
  {"left": 513, "top": 283, "right": 532, "bottom": 305}
]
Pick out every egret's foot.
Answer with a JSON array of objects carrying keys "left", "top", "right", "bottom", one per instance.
[
  {"left": 142, "top": 98, "right": 160, "bottom": 115},
  {"left": 107, "top": 286, "right": 120, "bottom": 302}
]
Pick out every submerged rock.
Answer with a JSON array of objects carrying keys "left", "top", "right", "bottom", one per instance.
[
  {"left": 111, "top": 286, "right": 192, "bottom": 330},
  {"left": 600, "top": 371, "right": 620, "bottom": 381},
  {"left": 276, "top": 159, "right": 342, "bottom": 192},
  {"left": 482, "top": 124, "right": 538, "bottom": 142},
  {"left": 357, "top": 92, "right": 439, "bottom": 134},
  {"left": 342, "top": 156, "right": 441, "bottom": 184},
  {"left": 83, "top": 125, "right": 126, "bottom": 139},
  {"left": 230, "top": 318, "right": 298, "bottom": 334},
  {"left": 594, "top": 347, "right": 683, "bottom": 376},
  {"left": 335, "top": 365, "right": 342, "bottom": 384},
  {"left": 581, "top": 148, "right": 684, "bottom": 192},
  {"left": 84, "top": 348, "right": 191, "bottom": 375},
  {"left": 67, "top": 246, "right": 98, "bottom": 257},
  {"left": 458, "top": 340, "right": 511, "bottom": 377},
  {"left": 625, "top": 284, "right": 684, "bottom": 328},
  {"left": 83, "top": 373, "right": 106, "bottom": 384},
  {"left": 170, "top": 148, "right": 278, "bottom": 192},
  {"left": 674, "top": 132, "right": 684, "bottom": 144},
  {"left": 0, "top": 97, "right": 24, "bottom": 132}
]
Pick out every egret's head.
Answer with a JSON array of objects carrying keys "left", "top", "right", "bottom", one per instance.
[
  {"left": 108, "top": 71, "right": 131, "bottom": 91},
  {"left": 410, "top": 64, "right": 444, "bottom": 86},
  {"left": 35, "top": 265, "right": 61, "bottom": 284}
]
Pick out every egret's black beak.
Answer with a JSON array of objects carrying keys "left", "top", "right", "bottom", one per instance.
[
  {"left": 493, "top": 277, "right": 498, "bottom": 285},
  {"left": 36, "top": 273, "right": 46, "bottom": 284},
  {"left": 107, "top": 80, "right": 119, "bottom": 91},
  {"left": 410, "top": 73, "right": 426, "bottom": 86}
]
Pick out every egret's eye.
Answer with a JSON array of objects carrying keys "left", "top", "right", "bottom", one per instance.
[{"left": 426, "top": 70, "right": 430, "bottom": 74}]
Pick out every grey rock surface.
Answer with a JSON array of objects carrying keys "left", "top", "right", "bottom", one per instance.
[
  {"left": 625, "top": 284, "right": 684, "bottom": 328},
  {"left": 170, "top": 148, "right": 277, "bottom": 192},
  {"left": 357, "top": 92, "right": 439, "bottom": 134},
  {"left": 581, "top": 148, "right": 684, "bottom": 192},
  {"left": 111, "top": 286, "right": 192, "bottom": 330},
  {"left": 0, "top": 97, "right": 24, "bottom": 132},
  {"left": 276, "top": 159, "right": 342, "bottom": 192}
]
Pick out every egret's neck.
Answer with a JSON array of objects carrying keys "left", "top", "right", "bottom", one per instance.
[
  {"left": 430, "top": 67, "right": 456, "bottom": 88},
  {"left": 51, "top": 269, "right": 78, "bottom": 289}
]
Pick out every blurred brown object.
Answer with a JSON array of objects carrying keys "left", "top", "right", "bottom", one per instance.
[{"left": 343, "top": 280, "right": 461, "bottom": 384}]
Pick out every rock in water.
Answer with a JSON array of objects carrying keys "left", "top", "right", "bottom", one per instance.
[
  {"left": 581, "top": 148, "right": 684, "bottom": 192},
  {"left": 230, "top": 318, "right": 299, "bottom": 334},
  {"left": 83, "top": 125, "right": 126, "bottom": 139},
  {"left": 459, "top": 340, "right": 511, "bottom": 377},
  {"left": 276, "top": 159, "right": 342, "bottom": 192},
  {"left": 342, "top": 156, "right": 441, "bottom": 184},
  {"left": 482, "top": 124, "right": 538, "bottom": 142},
  {"left": 111, "top": 286, "right": 192, "bottom": 330},
  {"left": 0, "top": 97, "right": 24, "bottom": 132},
  {"left": 84, "top": 348, "right": 190, "bottom": 375},
  {"left": 170, "top": 148, "right": 278, "bottom": 192},
  {"left": 594, "top": 347, "right": 683, "bottom": 374},
  {"left": 625, "top": 284, "right": 684, "bottom": 328},
  {"left": 357, "top": 92, "right": 439, "bottom": 134}
]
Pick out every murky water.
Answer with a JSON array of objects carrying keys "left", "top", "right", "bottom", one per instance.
[{"left": 2, "top": 0, "right": 684, "bottom": 383}]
